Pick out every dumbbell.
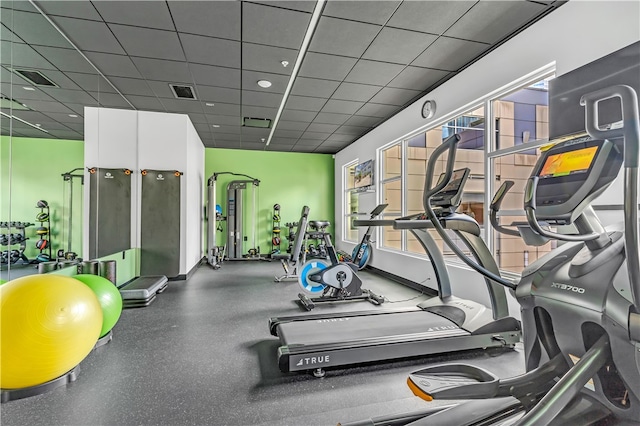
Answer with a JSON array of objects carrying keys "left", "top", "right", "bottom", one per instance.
[
  {"left": 10, "top": 250, "right": 21, "bottom": 263},
  {"left": 0, "top": 222, "right": 7, "bottom": 227},
  {"left": 0, "top": 234, "right": 7, "bottom": 245}
]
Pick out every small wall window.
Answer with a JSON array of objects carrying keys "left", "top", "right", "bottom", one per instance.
[
  {"left": 343, "top": 160, "right": 359, "bottom": 243},
  {"left": 380, "top": 143, "right": 403, "bottom": 250}
]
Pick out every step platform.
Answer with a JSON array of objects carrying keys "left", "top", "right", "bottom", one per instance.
[{"left": 119, "top": 275, "right": 168, "bottom": 308}]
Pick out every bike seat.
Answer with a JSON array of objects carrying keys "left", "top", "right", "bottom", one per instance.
[{"left": 309, "top": 220, "right": 330, "bottom": 230}]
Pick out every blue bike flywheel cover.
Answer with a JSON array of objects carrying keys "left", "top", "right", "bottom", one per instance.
[{"left": 299, "top": 261, "right": 327, "bottom": 294}]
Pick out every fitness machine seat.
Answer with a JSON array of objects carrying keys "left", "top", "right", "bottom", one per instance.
[
  {"left": 119, "top": 275, "right": 168, "bottom": 308},
  {"left": 308, "top": 220, "right": 330, "bottom": 230}
]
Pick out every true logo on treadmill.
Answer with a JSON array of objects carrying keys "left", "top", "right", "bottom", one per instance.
[
  {"left": 316, "top": 318, "right": 350, "bottom": 324},
  {"left": 296, "top": 355, "right": 330, "bottom": 366},
  {"left": 551, "top": 282, "right": 585, "bottom": 294}
]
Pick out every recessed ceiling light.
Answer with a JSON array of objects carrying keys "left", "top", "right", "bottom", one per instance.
[
  {"left": 257, "top": 80, "right": 272, "bottom": 88},
  {"left": 211, "top": 124, "right": 220, "bottom": 128},
  {"left": 35, "top": 123, "right": 41, "bottom": 127},
  {"left": 281, "top": 61, "right": 289, "bottom": 67},
  {"left": 69, "top": 114, "right": 78, "bottom": 118},
  {"left": 23, "top": 86, "right": 35, "bottom": 91},
  {"left": 205, "top": 102, "right": 215, "bottom": 107}
]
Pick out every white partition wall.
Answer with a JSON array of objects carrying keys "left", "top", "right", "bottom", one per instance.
[{"left": 84, "top": 107, "right": 205, "bottom": 277}]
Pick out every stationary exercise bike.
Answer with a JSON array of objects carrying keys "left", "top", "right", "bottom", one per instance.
[
  {"left": 297, "top": 221, "right": 384, "bottom": 311},
  {"left": 350, "top": 204, "right": 388, "bottom": 270}
]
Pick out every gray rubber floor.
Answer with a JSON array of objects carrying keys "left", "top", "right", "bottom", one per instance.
[{"left": 0, "top": 261, "right": 525, "bottom": 425}]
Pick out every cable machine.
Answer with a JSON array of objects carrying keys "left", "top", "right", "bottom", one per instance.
[
  {"left": 207, "top": 172, "right": 260, "bottom": 269},
  {"left": 59, "top": 168, "right": 84, "bottom": 260}
]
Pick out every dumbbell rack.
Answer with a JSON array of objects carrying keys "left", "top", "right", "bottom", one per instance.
[
  {"left": 285, "top": 221, "right": 298, "bottom": 254},
  {"left": 35, "top": 204, "right": 52, "bottom": 262},
  {"left": 271, "top": 204, "right": 281, "bottom": 256},
  {"left": 0, "top": 221, "right": 31, "bottom": 267}
]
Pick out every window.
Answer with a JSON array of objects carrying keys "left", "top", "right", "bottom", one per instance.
[
  {"left": 488, "top": 76, "right": 556, "bottom": 272},
  {"left": 373, "top": 66, "right": 556, "bottom": 275},
  {"left": 380, "top": 143, "right": 402, "bottom": 250},
  {"left": 343, "top": 160, "right": 358, "bottom": 242}
]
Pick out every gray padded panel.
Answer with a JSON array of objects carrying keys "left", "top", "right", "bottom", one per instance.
[
  {"left": 88, "top": 168, "right": 132, "bottom": 259},
  {"left": 140, "top": 170, "right": 181, "bottom": 277}
]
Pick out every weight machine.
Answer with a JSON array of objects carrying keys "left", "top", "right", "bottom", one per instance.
[
  {"left": 206, "top": 172, "right": 261, "bottom": 269},
  {"left": 59, "top": 168, "right": 84, "bottom": 261}
]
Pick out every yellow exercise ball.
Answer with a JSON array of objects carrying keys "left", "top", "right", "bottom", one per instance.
[{"left": 0, "top": 274, "right": 103, "bottom": 389}]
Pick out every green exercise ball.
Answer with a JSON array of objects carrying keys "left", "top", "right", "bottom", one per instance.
[{"left": 73, "top": 274, "right": 123, "bottom": 338}]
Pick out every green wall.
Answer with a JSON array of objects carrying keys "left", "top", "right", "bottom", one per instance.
[
  {"left": 1, "top": 137, "right": 336, "bottom": 264},
  {"left": 1, "top": 136, "right": 84, "bottom": 261},
  {"left": 205, "top": 148, "right": 335, "bottom": 256}
]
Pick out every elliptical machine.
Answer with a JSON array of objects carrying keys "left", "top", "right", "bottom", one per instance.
[
  {"left": 341, "top": 85, "right": 640, "bottom": 425},
  {"left": 297, "top": 222, "right": 385, "bottom": 311}
]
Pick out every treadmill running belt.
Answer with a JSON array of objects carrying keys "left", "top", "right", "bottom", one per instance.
[{"left": 277, "top": 311, "right": 468, "bottom": 346}]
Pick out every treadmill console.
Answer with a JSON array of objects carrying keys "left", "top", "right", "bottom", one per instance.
[
  {"left": 530, "top": 137, "right": 622, "bottom": 224},
  {"left": 431, "top": 168, "right": 470, "bottom": 210}
]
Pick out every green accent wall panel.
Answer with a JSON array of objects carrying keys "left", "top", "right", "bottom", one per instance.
[
  {"left": 1, "top": 136, "right": 84, "bottom": 260},
  {"left": 205, "top": 148, "right": 335, "bottom": 257}
]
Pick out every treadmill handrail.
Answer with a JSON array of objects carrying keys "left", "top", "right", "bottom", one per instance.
[
  {"left": 394, "top": 213, "right": 481, "bottom": 236},
  {"left": 352, "top": 219, "right": 395, "bottom": 227}
]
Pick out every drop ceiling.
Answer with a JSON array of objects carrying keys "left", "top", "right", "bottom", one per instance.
[{"left": 1, "top": 0, "right": 565, "bottom": 153}]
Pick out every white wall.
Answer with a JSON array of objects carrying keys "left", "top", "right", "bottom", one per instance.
[
  {"left": 185, "top": 119, "right": 205, "bottom": 273},
  {"left": 83, "top": 108, "right": 139, "bottom": 253},
  {"left": 84, "top": 107, "right": 205, "bottom": 276},
  {"left": 334, "top": 1, "right": 640, "bottom": 313}
]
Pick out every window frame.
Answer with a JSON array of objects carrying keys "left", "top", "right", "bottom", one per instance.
[
  {"left": 370, "top": 63, "right": 557, "bottom": 274},
  {"left": 342, "top": 159, "right": 359, "bottom": 244}
]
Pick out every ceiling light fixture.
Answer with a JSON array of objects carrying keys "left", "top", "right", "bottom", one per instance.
[
  {"left": 23, "top": 86, "right": 35, "bottom": 91},
  {"left": 211, "top": 124, "right": 220, "bottom": 128},
  {"left": 68, "top": 114, "right": 78, "bottom": 118},
  {"left": 265, "top": 0, "right": 326, "bottom": 146},
  {"left": 205, "top": 102, "right": 215, "bottom": 107},
  {"left": 0, "top": 111, "right": 49, "bottom": 133},
  {"left": 257, "top": 80, "right": 272, "bottom": 89},
  {"left": 281, "top": 61, "right": 289, "bottom": 67}
]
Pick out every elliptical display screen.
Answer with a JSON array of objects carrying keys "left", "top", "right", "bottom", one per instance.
[
  {"left": 432, "top": 167, "right": 470, "bottom": 209},
  {"left": 539, "top": 146, "right": 598, "bottom": 179},
  {"left": 440, "top": 169, "right": 468, "bottom": 193}
]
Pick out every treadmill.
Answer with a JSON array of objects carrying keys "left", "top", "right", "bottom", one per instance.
[{"left": 268, "top": 136, "right": 521, "bottom": 377}]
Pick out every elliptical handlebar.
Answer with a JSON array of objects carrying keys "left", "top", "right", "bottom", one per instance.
[
  {"left": 581, "top": 85, "right": 640, "bottom": 168},
  {"left": 581, "top": 85, "right": 640, "bottom": 328},
  {"left": 490, "top": 181, "right": 520, "bottom": 238},
  {"left": 423, "top": 134, "right": 461, "bottom": 211}
]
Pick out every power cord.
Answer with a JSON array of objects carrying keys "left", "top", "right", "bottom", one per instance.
[{"left": 383, "top": 276, "right": 430, "bottom": 303}]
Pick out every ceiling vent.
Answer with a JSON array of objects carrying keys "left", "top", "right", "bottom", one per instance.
[
  {"left": 12, "top": 69, "right": 57, "bottom": 87},
  {"left": 243, "top": 117, "right": 272, "bottom": 128},
  {"left": 169, "top": 84, "right": 196, "bottom": 100}
]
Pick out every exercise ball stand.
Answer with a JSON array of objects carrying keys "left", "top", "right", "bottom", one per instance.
[
  {"left": 93, "top": 330, "right": 113, "bottom": 350},
  {"left": 0, "top": 367, "right": 79, "bottom": 403}
]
